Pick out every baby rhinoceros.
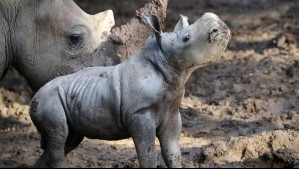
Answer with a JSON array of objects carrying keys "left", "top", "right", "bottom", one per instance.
[{"left": 30, "top": 13, "right": 231, "bottom": 168}]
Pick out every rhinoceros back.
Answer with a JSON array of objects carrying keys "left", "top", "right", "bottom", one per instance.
[{"left": 55, "top": 66, "right": 128, "bottom": 140}]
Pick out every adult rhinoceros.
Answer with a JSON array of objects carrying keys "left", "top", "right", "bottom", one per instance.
[{"left": 0, "top": 0, "right": 169, "bottom": 91}]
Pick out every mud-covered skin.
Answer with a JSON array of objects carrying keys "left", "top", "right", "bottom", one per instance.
[
  {"left": 0, "top": 0, "right": 115, "bottom": 91},
  {"left": 30, "top": 13, "right": 230, "bottom": 168}
]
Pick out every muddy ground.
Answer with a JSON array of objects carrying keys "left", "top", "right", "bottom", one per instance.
[{"left": 0, "top": 0, "right": 299, "bottom": 168}]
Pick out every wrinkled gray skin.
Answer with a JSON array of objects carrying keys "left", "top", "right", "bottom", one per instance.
[
  {"left": 30, "top": 13, "right": 231, "bottom": 168},
  {"left": 0, "top": 0, "right": 115, "bottom": 91}
]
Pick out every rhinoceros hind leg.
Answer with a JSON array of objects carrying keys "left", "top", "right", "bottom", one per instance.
[
  {"left": 34, "top": 130, "right": 69, "bottom": 168},
  {"left": 33, "top": 104, "right": 69, "bottom": 168}
]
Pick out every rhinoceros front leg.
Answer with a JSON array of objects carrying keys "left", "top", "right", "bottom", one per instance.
[
  {"left": 128, "top": 112, "right": 157, "bottom": 168},
  {"left": 158, "top": 113, "right": 182, "bottom": 168}
]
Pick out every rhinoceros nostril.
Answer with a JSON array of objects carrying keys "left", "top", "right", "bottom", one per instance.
[{"left": 213, "top": 28, "right": 218, "bottom": 32}]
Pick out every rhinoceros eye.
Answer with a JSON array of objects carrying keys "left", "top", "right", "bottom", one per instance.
[
  {"left": 65, "top": 26, "right": 89, "bottom": 50},
  {"left": 182, "top": 32, "right": 191, "bottom": 42},
  {"left": 70, "top": 34, "right": 81, "bottom": 44}
]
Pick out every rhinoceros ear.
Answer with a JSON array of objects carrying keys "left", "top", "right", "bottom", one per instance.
[
  {"left": 144, "top": 14, "right": 162, "bottom": 36},
  {"left": 174, "top": 14, "right": 189, "bottom": 32},
  {"left": 144, "top": 14, "right": 163, "bottom": 50}
]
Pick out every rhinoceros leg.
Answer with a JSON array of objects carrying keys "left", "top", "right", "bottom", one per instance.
[
  {"left": 31, "top": 99, "right": 69, "bottom": 168},
  {"left": 35, "top": 136, "right": 68, "bottom": 168},
  {"left": 34, "top": 129, "right": 68, "bottom": 168},
  {"left": 158, "top": 113, "right": 182, "bottom": 168},
  {"left": 128, "top": 112, "right": 157, "bottom": 168}
]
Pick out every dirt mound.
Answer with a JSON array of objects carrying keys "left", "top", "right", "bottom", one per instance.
[{"left": 198, "top": 130, "right": 299, "bottom": 167}]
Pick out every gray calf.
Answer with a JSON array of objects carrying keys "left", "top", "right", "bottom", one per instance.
[{"left": 30, "top": 13, "right": 231, "bottom": 168}]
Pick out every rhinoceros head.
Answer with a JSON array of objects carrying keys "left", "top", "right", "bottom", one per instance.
[
  {"left": 2, "top": 0, "right": 115, "bottom": 90},
  {"left": 144, "top": 12, "right": 231, "bottom": 73}
]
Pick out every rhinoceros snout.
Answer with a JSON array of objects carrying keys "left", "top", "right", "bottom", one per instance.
[
  {"left": 202, "top": 12, "right": 219, "bottom": 20},
  {"left": 199, "top": 12, "right": 231, "bottom": 44},
  {"left": 207, "top": 19, "right": 231, "bottom": 44}
]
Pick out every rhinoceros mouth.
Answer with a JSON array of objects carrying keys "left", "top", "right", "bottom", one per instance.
[
  {"left": 202, "top": 28, "right": 230, "bottom": 67},
  {"left": 198, "top": 47, "right": 226, "bottom": 68},
  {"left": 207, "top": 29, "right": 231, "bottom": 44},
  {"left": 207, "top": 20, "right": 231, "bottom": 44}
]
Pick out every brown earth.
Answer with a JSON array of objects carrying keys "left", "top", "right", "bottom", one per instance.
[{"left": 0, "top": 0, "right": 299, "bottom": 168}]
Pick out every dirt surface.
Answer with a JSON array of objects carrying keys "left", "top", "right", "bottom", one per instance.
[{"left": 1, "top": 0, "right": 299, "bottom": 168}]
